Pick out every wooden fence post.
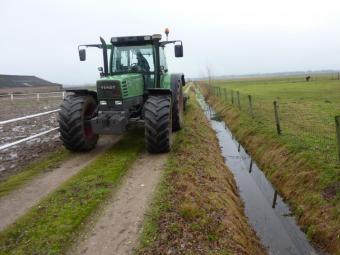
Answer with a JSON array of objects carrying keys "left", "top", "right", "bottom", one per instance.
[
  {"left": 231, "top": 90, "right": 234, "bottom": 105},
  {"left": 272, "top": 190, "right": 278, "bottom": 208},
  {"left": 249, "top": 159, "right": 253, "bottom": 173},
  {"left": 273, "top": 101, "right": 281, "bottom": 135},
  {"left": 37, "top": 93, "right": 40, "bottom": 102},
  {"left": 237, "top": 91, "right": 241, "bottom": 109},
  {"left": 223, "top": 88, "right": 227, "bottom": 102},
  {"left": 335, "top": 116, "right": 340, "bottom": 163},
  {"left": 248, "top": 95, "right": 254, "bottom": 117},
  {"left": 10, "top": 94, "right": 13, "bottom": 102}
]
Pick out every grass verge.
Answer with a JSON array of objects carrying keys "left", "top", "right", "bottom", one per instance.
[
  {"left": 201, "top": 84, "right": 340, "bottom": 254},
  {"left": 0, "top": 130, "right": 144, "bottom": 255},
  {"left": 0, "top": 148, "right": 71, "bottom": 198},
  {"left": 137, "top": 92, "right": 265, "bottom": 255}
]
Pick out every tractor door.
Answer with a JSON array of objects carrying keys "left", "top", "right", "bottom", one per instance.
[
  {"left": 159, "top": 47, "right": 169, "bottom": 87},
  {"left": 138, "top": 49, "right": 154, "bottom": 90}
]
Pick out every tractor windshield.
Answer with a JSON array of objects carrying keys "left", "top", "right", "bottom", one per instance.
[{"left": 111, "top": 45, "right": 154, "bottom": 74}]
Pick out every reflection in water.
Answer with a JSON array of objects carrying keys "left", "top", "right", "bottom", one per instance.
[{"left": 196, "top": 90, "right": 318, "bottom": 255}]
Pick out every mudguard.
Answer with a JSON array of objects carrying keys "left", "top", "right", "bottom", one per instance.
[
  {"left": 147, "top": 88, "right": 172, "bottom": 95},
  {"left": 171, "top": 73, "right": 185, "bottom": 90},
  {"left": 66, "top": 89, "right": 98, "bottom": 101}
]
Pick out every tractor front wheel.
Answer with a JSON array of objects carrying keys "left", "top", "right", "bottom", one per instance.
[
  {"left": 58, "top": 95, "right": 98, "bottom": 152},
  {"left": 144, "top": 95, "right": 172, "bottom": 153}
]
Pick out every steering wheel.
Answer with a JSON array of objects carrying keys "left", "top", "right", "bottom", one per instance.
[{"left": 130, "top": 63, "right": 141, "bottom": 72}]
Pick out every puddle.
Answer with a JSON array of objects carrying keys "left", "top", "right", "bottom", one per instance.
[{"left": 195, "top": 90, "right": 319, "bottom": 255}]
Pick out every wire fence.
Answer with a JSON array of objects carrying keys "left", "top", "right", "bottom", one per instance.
[
  {"left": 0, "top": 91, "right": 66, "bottom": 101},
  {"left": 0, "top": 92, "right": 65, "bottom": 121},
  {"left": 209, "top": 85, "right": 340, "bottom": 167}
]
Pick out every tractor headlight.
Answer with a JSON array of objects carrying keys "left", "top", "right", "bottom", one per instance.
[
  {"left": 99, "top": 100, "right": 107, "bottom": 105},
  {"left": 115, "top": 100, "right": 122, "bottom": 105}
]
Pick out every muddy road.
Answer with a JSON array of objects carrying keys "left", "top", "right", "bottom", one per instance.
[{"left": 0, "top": 112, "right": 60, "bottom": 178}]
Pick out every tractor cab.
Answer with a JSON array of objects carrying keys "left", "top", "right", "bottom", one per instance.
[
  {"left": 78, "top": 34, "right": 183, "bottom": 91},
  {"left": 111, "top": 41, "right": 155, "bottom": 88}
]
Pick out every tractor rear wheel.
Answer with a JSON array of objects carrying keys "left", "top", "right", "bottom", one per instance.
[
  {"left": 144, "top": 95, "right": 172, "bottom": 153},
  {"left": 172, "top": 80, "right": 184, "bottom": 131},
  {"left": 58, "top": 95, "right": 98, "bottom": 152}
]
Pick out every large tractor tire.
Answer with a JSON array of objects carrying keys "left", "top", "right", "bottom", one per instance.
[
  {"left": 144, "top": 95, "right": 172, "bottom": 153},
  {"left": 58, "top": 95, "right": 98, "bottom": 152},
  {"left": 172, "top": 80, "right": 184, "bottom": 131}
]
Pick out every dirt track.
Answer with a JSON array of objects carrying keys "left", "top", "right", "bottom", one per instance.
[
  {"left": 68, "top": 153, "right": 166, "bottom": 255},
  {"left": 0, "top": 135, "right": 120, "bottom": 231}
]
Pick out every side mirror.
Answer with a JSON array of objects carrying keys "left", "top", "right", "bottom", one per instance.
[
  {"left": 79, "top": 49, "right": 86, "bottom": 61},
  {"left": 174, "top": 44, "right": 183, "bottom": 58}
]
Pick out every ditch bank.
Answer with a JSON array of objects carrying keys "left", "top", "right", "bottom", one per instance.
[
  {"left": 137, "top": 92, "right": 265, "bottom": 254},
  {"left": 200, "top": 84, "right": 339, "bottom": 254}
]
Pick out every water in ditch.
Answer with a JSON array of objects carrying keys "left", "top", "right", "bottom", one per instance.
[{"left": 195, "top": 90, "right": 319, "bottom": 255}]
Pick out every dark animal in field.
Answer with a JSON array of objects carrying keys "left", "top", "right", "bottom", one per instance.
[{"left": 306, "top": 76, "right": 311, "bottom": 82}]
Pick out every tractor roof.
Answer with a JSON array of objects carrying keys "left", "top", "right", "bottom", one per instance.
[{"left": 110, "top": 34, "right": 162, "bottom": 46}]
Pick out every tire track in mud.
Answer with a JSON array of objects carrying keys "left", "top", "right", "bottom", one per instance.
[
  {"left": 68, "top": 153, "right": 166, "bottom": 255},
  {"left": 0, "top": 135, "right": 121, "bottom": 231}
]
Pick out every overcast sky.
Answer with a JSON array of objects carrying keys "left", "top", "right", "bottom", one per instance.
[{"left": 1, "top": 0, "right": 340, "bottom": 84}]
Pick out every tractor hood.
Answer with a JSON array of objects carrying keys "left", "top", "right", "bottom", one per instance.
[{"left": 96, "top": 73, "right": 144, "bottom": 100}]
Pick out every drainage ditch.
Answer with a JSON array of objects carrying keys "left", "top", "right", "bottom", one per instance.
[{"left": 196, "top": 89, "right": 319, "bottom": 255}]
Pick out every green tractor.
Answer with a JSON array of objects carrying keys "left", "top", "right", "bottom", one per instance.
[{"left": 59, "top": 31, "right": 186, "bottom": 153}]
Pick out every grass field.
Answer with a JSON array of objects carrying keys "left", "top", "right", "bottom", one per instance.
[
  {"left": 213, "top": 77, "right": 340, "bottom": 177},
  {"left": 201, "top": 77, "right": 340, "bottom": 252}
]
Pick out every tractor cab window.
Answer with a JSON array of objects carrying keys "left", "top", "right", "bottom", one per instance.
[
  {"left": 159, "top": 47, "right": 168, "bottom": 72},
  {"left": 111, "top": 45, "right": 154, "bottom": 74}
]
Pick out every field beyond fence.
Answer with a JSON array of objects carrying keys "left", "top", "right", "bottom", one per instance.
[{"left": 207, "top": 78, "right": 340, "bottom": 182}]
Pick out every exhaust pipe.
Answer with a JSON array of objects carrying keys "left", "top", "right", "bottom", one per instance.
[{"left": 100, "top": 37, "right": 109, "bottom": 76}]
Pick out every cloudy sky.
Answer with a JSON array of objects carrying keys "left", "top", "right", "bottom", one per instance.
[{"left": 1, "top": 0, "right": 340, "bottom": 84}]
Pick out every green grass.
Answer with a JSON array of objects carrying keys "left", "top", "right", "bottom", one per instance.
[
  {"left": 0, "top": 130, "right": 144, "bottom": 255},
  {"left": 0, "top": 149, "right": 71, "bottom": 198}
]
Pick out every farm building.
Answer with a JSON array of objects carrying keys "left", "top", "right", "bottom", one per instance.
[{"left": 0, "top": 74, "right": 62, "bottom": 94}]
